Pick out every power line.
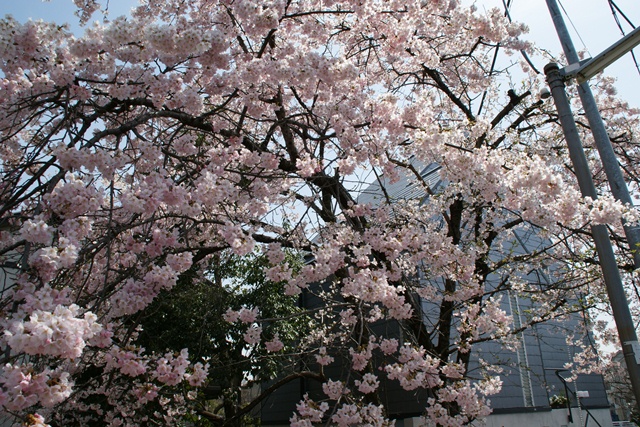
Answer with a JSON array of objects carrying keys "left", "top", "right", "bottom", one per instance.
[
  {"left": 607, "top": 0, "right": 640, "bottom": 78},
  {"left": 557, "top": 0, "right": 590, "bottom": 55},
  {"left": 609, "top": 0, "right": 636, "bottom": 30}
]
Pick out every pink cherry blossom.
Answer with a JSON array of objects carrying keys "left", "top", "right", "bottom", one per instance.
[
  {"left": 265, "top": 335, "right": 284, "bottom": 352},
  {"left": 243, "top": 325, "right": 262, "bottom": 345},
  {"left": 5, "top": 305, "right": 102, "bottom": 359}
]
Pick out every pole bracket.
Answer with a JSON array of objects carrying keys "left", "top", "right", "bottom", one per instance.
[{"left": 560, "top": 59, "right": 591, "bottom": 82}]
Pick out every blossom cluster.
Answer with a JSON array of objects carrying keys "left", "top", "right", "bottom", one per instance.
[
  {"left": 0, "top": 364, "right": 72, "bottom": 411},
  {"left": 4, "top": 305, "right": 102, "bottom": 359}
]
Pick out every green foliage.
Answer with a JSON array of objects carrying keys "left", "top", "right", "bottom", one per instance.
[{"left": 135, "top": 249, "right": 307, "bottom": 423}]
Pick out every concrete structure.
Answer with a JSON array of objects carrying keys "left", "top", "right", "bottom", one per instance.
[{"left": 402, "top": 408, "right": 612, "bottom": 427}]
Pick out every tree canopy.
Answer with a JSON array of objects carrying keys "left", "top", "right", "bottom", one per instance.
[{"left": 1, "top": 1, "right": 639, "bottom": 426}]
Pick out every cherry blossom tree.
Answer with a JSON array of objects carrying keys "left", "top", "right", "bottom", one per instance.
[{"left": 1, "top": 0, "right": 639, "bottom": 426}]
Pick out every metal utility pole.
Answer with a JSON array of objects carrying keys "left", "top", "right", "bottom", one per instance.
[
  {"left": 546, "top": 0, "right": 640, "bottom": 270},
  {"left": 545, "top": 62, "right": 640, "bottom": 411}
]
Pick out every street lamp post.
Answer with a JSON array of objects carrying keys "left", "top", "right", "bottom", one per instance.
[
  {"left": 544, "top": 0, "right": 640, "bottom": 412},
  {"left": 546, "top": 0, "right": 640, "bottom": 270},
  {"left": 545, "top": 63, "right": 640, "bottom": 411}
]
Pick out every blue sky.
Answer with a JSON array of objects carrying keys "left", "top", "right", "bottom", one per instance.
[
  {"left": 480, "top": 0, "right": 640, "bottom": 109},
  {"left": 3, "top": 0, "right": 134, "bottom": 28},
  {"left": 3, "top": 0, "right": 640, "bottom": 108}
]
